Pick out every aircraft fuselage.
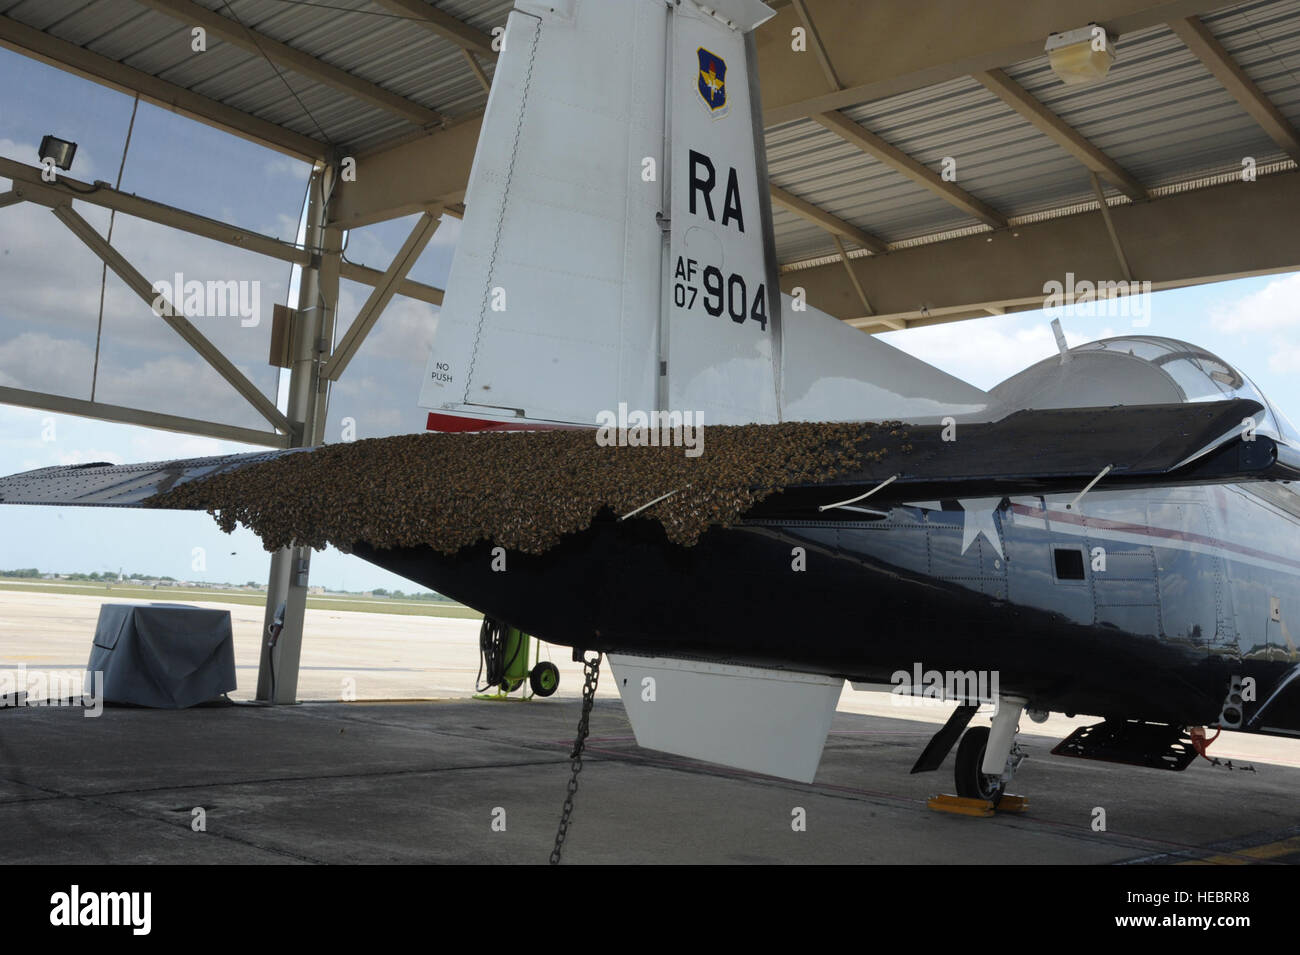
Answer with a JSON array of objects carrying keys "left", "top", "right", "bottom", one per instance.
[{"left": 355, "top": 482, "right": 1300, "bottom": 736}]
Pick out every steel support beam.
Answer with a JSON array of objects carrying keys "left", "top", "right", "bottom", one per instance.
[
  {"left": 339, "top": 262, "right": 444, "bottom": 306},
  {"left": 2, "top": 156, "right": 310, "bottom": 266},
  {"left": 331, "top": 117, "right": 482, "bottom": 229},
  {"left": 2, "top": 157, "right": 446, "bottom": 306},
  {"left": 975, "top": 69, "right": 1149, "bottom": 201},
  {"left": 1169, "top": 16, "right": 1300, "bottom": 163},
  {"left": 135, "top": 0, "right": 448, "bottom": 129},
  {"left": 256, "top": 165, "right": 336, "bottom": 704},
  {"left": 831, "top": 235, "right": 876, "bottom": 320},
  {"left": 374, "top": 0, "right": 498, "bottom": 58},
  {"left": 757, "top": 0, "right": 1246, "bottom": 126},
  {"left": 779, "top": 169, "right": 1300, "bottom": 329},
  {"left": 50, "top": 202, "right": 294, "bottom": 436},
  {"left": 813, "top": 110, "right": 1007, "bottom": 229},
  {"left": 769, "top": 185, "right": 887, "bottom": 252},
  {"left": 313, "top": 224, "right": 345, "bottom": 445},
  {"left": 1089, "top": 172, "right": 1135, "bottom": 281},
  {"left": 0, "top": 190, "right": 21, "bottom": 209},
  {"left": 0, "top": 14, "right": 326, "bottom": 161},
  {"left": 0, "top": 385, "right": 288, "bottom": 448},
  {"left": 790, "top": 0, "right": 842, "bottom": 91},
  {"left": 324, "top": 210, "right": 441, "bottom": 381},
  {"left": 461, "top": 49, "right": 492, "bottom": 93}
]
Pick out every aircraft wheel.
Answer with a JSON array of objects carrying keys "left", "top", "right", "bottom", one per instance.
[
  {"left": 955, "top": 726, "right": 1005, "bottom": 805},
  {"left": 530, "top": 661, "right": 560, "bottom": 698}
]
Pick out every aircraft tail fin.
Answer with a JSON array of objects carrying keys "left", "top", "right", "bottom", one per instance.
[{"left": 420, "top": 0, "right": 987, "bottom": 430}]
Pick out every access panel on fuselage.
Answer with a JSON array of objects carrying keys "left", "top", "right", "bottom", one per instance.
[
  {"left": 1147, "top": 495, "right": 1229, "bottom": 650},
  {"left": 1216, "top": 484, "right": 1300, "bottom": 662}
]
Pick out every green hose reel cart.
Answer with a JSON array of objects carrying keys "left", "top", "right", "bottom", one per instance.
[{"left": 475, "top": 617, "right": 559, "bottom": 701}]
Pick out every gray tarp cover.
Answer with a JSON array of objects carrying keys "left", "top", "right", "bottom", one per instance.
[{"left": 88, "top": 604, "right": 236, "bottom": 708}]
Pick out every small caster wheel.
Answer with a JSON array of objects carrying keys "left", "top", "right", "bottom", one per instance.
[
  {"left": 530, "top": 661, "right": 560, "bottom": 697},
  {"left": 955, "top": 725, "right": 1005, "bottom": 805}
]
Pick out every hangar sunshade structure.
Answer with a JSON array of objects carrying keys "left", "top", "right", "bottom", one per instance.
[{"left": 1, "top": 0, "right": 1298, "bottom": 700}]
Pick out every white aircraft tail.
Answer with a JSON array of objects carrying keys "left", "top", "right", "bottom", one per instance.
[{"left": 420, "top": 0, "right": 986, "bottom": 429}]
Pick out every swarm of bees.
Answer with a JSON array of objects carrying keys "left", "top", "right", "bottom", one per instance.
[{"left": 145, "top": 422, "right": 907, "bottom": 556}]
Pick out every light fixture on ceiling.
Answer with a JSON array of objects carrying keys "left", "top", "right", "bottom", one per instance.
[
  {"left": 38, "top": 135, "right": 78, "bottom": 171},
  {"left": 1045, "top": 24, "right": 1117, "bottom": 86}
]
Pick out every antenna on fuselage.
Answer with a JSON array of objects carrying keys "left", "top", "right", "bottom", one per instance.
[{"left": 1051, "top": 318, "right": 1072, "bottom": 364}]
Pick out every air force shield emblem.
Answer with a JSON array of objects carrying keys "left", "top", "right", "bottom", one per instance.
[{"left": 697, "top": 47, "right": 727, "bottom": 117}]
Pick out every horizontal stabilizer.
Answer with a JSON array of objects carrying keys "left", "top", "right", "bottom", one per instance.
[
  {"left": 780, "top": 298, "right": 987, "bottom": 423},
  {"left": 608, "top": 654, "right": 842, "bottom": 782}
]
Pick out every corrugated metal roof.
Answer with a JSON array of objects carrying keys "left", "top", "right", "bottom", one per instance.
[
  {"left": 767, "top": 0, "right": 1300, "bottom": 265},
  {"left": 2, "top": 0, "right": 1298, "bottom": 265},
  {"left": 1003, "top": 23, "right": 1283, "bottom": 190},
  {"left": 1205, "top": 0, "right": 1300, "bottom": 124},
  {"left": 0, "top": 0, "right": 510, "bottom": 152}
]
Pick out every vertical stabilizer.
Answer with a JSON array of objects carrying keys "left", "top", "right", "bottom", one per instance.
[
  {"left": 419, "top": 0, "right": 780, "bottom": 428},
  {"left": 419, "top": 0, "right": 988, "bottom": 430}
]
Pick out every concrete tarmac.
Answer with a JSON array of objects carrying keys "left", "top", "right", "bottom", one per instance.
[
  {"left": 1, "top": 700, "right": 1298, "bottom": 864},
  {"left": 2, "top": 589, "right": 1298, "bottom": 864}
]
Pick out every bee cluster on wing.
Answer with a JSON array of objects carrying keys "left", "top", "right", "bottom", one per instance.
[{"left": 144, "top": 422, "right": 908, "bottom": 556}]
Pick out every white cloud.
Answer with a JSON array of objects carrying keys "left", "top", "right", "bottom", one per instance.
[
  {"left": 1269, "top": 346, "right": 1300, "bottom": 374},
  {"left": 1211, "top": 273, "right": 1300, "bottom": 333},
  {"left": 0, "top": 332, "right": 95, "bottom": 394},
  {"left": 353, "top": 297, "right": 439, "bottom": 362}
]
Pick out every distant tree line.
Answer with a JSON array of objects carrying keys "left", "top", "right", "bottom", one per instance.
[
  {"left": 2, "top": 568, "right": 446, "bottom": 599},
  {"left": 369, "top": 589, "right": 450, "bottom": 601},
  {"left": 0, "top": 569, "right": 177, "bottom": 581}
]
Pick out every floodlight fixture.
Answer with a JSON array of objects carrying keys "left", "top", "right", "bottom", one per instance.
[
  {"left": 38, "top": 135, "right": 78, "bottom": 171},
  {"left": 1046, "top": 25, "right": 1116, "bottom": 86}
]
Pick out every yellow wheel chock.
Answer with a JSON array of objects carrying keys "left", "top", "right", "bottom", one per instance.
[{"left": 927, "top": 793, "right": 1029, "bottom": 816}]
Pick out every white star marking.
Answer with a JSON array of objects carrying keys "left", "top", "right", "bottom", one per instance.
[{"left": 958, "top": 498, "right": 1004, "bottom": 559}]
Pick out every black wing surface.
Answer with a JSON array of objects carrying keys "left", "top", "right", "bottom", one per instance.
[
  {"left": 756, "top": 398, "right": 1300, "bottom": 517},
  {"left": 0, "top": 400, "right": 1292, "bottom": 514}
]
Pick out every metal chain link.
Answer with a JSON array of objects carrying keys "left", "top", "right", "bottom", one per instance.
[{"left": 549, "top": 651, "right": 602, "bottom": 865}]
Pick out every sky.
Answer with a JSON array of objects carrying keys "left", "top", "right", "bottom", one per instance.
[{"left": 1, "top": 46, "right": 1298, "bottom": 591}]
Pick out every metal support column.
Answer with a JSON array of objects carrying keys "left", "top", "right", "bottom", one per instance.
[{"left": 256, "top": 162, "right": 338, "bottom": 703}]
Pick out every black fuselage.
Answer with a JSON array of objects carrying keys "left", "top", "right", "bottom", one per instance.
[{"left": 355, "top": 482, "right": 1300, "bottom": 736}]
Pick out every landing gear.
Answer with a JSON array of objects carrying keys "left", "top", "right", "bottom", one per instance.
[
  {"left": 916, "top": 695, "right": 1032, "bottom": 816},
  {"left": 954, "top": 726, "right": 1006, "bottom": 804},
  {"left": 952, "top": 695, "right": 1028, "bottom": 807}
]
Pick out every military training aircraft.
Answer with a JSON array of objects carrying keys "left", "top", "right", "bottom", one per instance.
[{"left": 3, "top": 0, "right": 1299, "bottom": 806}]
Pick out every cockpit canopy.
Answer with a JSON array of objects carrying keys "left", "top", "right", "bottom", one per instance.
[{"left": 989, "top": 335, "right": 1298, "bottom": 445}]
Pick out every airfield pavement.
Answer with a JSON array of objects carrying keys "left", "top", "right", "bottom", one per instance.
[{"left": 1, "top": 588, "right": 1298, "bottom": 864}]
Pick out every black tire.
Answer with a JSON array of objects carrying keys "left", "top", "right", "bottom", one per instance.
[
  {"left": 530, "top": 661, "right": 560, "bottom": 698},
  {"left": 954, "top": 726, "right": 1006, "bottom": 805},
  {"left": 500, "top": 676, "right": 523, "bottom": 693}
]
